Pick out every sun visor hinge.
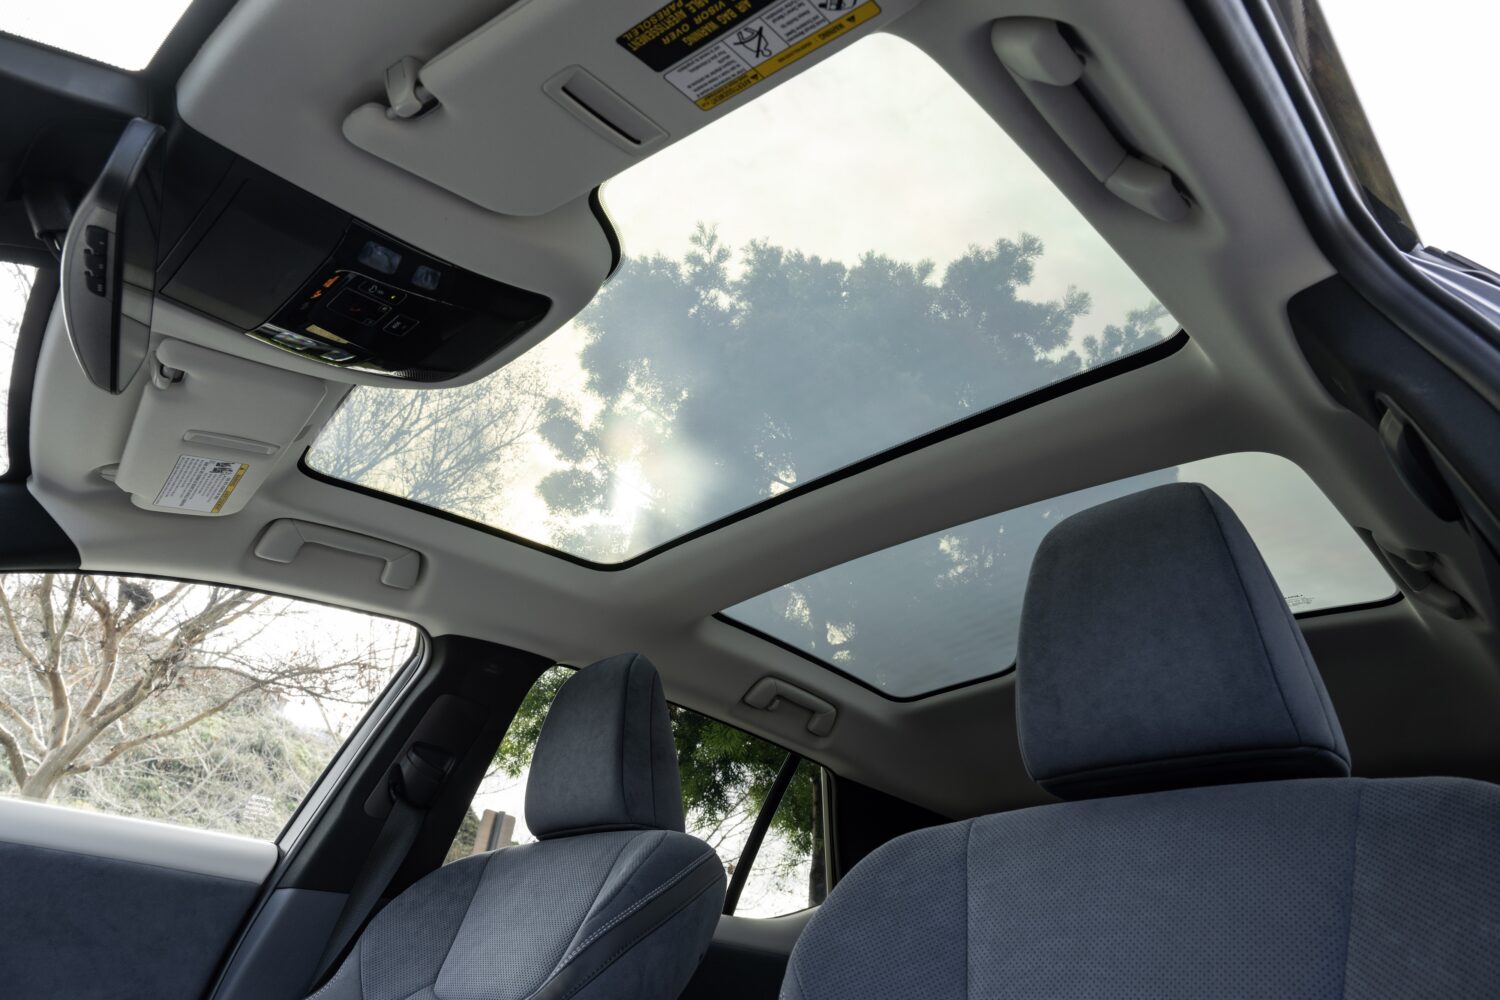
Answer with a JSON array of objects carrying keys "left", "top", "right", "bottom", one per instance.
[{"left": 384, "top": 56, "right": 439, "bottom": 119}]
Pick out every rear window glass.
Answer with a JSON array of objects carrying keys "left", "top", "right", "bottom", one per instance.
[{"left": 723, "top": 453, "right": 1394, "bottom": 698}]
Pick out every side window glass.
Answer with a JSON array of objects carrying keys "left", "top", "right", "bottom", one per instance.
[
  {"left": 447, "top": 664, "right": 568, "bottom": 858},
  {"left": 448, "top": 665, "right": 829, "bottom": 916},
  {"left": 728, "top": 757, "right": 828, "bottom": 918},
  {"left": 0, "top": 573, "right": 418, "bottom": 838}
]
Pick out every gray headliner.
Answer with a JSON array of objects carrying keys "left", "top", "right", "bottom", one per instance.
[{"left": 22, "top": 0, "right": 1500, "bottom": 818}]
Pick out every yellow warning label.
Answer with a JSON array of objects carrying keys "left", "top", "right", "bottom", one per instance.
[
  {"left": 154, "top": 455, "right": 251, "bottom": 515},
  {"left": 620, "top": 0, "right": 880, "bottom": 111},
  {"left": 211, "top": 463, "right": 250, "bottom": 514}
]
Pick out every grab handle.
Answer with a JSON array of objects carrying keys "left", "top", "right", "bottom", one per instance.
[
  {"left": 254, "top": 519, "right": 422, "bottom": 590},
  {"left": 743, "top": 677, "right": 837, "bottom": 736}
]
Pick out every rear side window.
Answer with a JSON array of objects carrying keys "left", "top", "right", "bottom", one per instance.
[
  {"left": 448, "top": 665, "right": 828, "bottom": 917},
  {"left": 728, "top": 756, "right": 827, "bottom": 917},
  {"left": 0, "top": 573, "right": 418, "bottom": 839}
]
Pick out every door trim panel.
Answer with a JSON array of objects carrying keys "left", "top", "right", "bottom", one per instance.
[{"left": 0, "top": 796, "right": 278, "bottom": 883}]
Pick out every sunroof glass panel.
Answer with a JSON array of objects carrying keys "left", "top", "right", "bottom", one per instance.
[
  {"left": 723, "top": 453, "right": 1397, "bottom": 698},
  {"left": 308, "top": 34, "right": 1176, "bottom": 563},
  {"left": 4, "top": 0, "right": 194, "bottom": 70}
]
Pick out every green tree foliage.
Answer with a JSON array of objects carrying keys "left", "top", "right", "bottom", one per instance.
[
  {"left": 491, "top": 666, "right": 818, "bottom": 894},
  {"left": 495, "top": 667, "right": 806, "bottom": 852},
  {"left": 536, "top": 227, "right": 1138, "bottom": 556}
]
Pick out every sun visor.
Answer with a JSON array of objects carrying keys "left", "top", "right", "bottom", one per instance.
[
  {"left": 342, "top": 0, "right": 909, "bottom": 216},
  {"left": 113, "top": 340, "right": 327, "bottom": 517}
]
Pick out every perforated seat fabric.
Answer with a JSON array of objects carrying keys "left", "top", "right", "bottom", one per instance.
[
  {"left": 781, "top": 484, "right": 1500, "bottom": 999},
  {"left": 310, "top": 653, "right": 725, "bottom": 1000},
  {"left": 784, "top": 776, "right": 1500, "bottom": 1000}
]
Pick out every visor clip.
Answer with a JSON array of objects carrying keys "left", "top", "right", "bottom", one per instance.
[{"left": 385, "top": 56, "right": 439, "bottom": 120}]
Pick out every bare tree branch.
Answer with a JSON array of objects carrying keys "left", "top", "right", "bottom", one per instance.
[
  {"left": 0, "top": 695, "right": 42, "bottom": 751},
  {"left": 0, "top": 723, "right": 29, "bottom": 786},
  {"left": 30, "top": 575, "right": 71, "bottom": 748},
  {"left": 65, "top": 677, "right": 275, "bottom": 776},
  {"left": 1, "top": 563, "right": 409, "bottom": 817},
  {"left": 120, "top": 581, "right": 189, "bottom": 633},
  {"left": 0, "top": 583, "right": 46, "bottom": 674}
]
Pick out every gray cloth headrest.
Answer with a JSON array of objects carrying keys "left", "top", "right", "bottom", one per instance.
[
  {"left": 526, "top": 652, "right": 686, "bottom": 838},
  {"left": 1017, "top": 482, "right": 1350, "bottom": 800}
]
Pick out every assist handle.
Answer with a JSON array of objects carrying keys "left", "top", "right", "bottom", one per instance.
[
  {"left": 743, "top": 677, "right": 837, "bottom": 737},
  {"left": 254, "top": 519, "right": 422, "bottom": 590}
]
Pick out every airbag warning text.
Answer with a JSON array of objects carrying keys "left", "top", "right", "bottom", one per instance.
[
  {"left": 619, "top": 0, "right": 879, "bottom": 110},
  {"left": 154, "top": 455, "right": 250, "bottom": 514}
]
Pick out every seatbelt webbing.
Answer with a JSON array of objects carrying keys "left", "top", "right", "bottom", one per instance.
[
  {"left": 311, "top": 795, "right": 426, "bottom": 985},
  {"left": 309, "top": 743, "right": 453, "bottom": 989}
]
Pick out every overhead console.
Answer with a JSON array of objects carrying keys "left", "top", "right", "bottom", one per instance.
[
  {"left": 173, "top": 204, "right": 550, "bottom": 383},
  {"left": 156, "top": 127, "right": 552, "bottom": 383},
  {"left": 62, "top": 120, "right": 552, "bottom": 392}
]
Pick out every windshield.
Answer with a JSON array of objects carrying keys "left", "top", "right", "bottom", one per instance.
[
  {"left": 1291, "top": 0, "right": 1497, "bottom": 266},
  {"left": 2, "top": 0, "right": 193, "bottom": 70}
]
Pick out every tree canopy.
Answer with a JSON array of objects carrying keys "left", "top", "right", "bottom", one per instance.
[{"left": 532, "top": 226, "right": 1169, "bottom": 560}]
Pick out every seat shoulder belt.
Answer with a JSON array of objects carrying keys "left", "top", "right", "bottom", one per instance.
[{"left": 308, "top": 743, "right": 453, "bottom": 989}]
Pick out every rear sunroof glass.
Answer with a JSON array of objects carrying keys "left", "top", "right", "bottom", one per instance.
[
  {"left": 308, "top": 34, "right": 1176, "bottom": 564},
  {"left": 722, "top": 453, "right": 1396, "bottom": 699},
  {"left": 3, "top": 1, "right": 193, "bottom": 70}
]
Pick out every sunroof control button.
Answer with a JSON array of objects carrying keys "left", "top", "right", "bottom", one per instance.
[{"left": 385, "top": 314, "right": 419, "bottom": 336}]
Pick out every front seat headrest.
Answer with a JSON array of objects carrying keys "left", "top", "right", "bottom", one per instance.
[
  {"left": 526, "top": 652, "right": 686, "bottom": 838},
  {"left": 1017, "top": 482, "right": 1351, "bottom": 800}
]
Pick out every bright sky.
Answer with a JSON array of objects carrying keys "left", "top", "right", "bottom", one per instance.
[
  {"left": 2, "top": 1, "right": 192, "bottom": 70},
  {"left": 605, "top": 32, "right": 1159, "bottom": 353},
  {"left": 1319, "top": 0, "right": 1499, "bottom": 268}
]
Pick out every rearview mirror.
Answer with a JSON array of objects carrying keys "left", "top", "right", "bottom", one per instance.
[{"left": 60, "top": 118, "right": 164, "bottom": 394}]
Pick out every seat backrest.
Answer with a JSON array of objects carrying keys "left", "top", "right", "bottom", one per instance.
[
  {"left": 781, "top": 483, "right": 1500, "bottom": 1000},
  {"left": 311, "top": 653, "right": 725, "bottom": 1000}
]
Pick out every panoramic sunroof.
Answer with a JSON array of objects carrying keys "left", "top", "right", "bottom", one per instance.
[
  {"left": 308, "top": 34, "right": 1177, "bottom": 564},
  {"left": 3, "top": 1, "right": 193, "bottom": 70},
  {"left": 723, "top": 453, "right": 1397, "bottom": 699}
]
